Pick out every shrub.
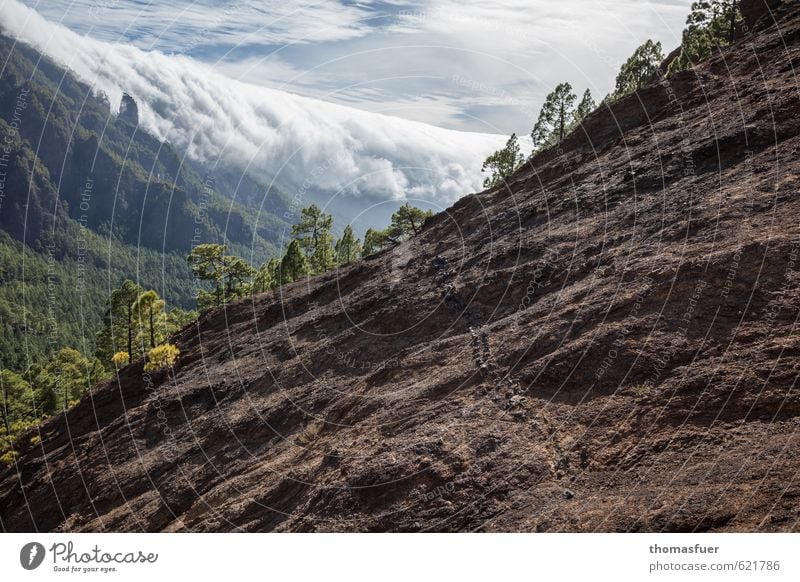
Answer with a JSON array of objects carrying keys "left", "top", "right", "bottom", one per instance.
[
  {"left": 0, "top": 450, "right": 19, "bottom": 466},
  {"left": 111, "top": 351, "right": 130, "bottom": 369},
  {"left": 144, "top": 344, "right": 180, "bottom": 372}
]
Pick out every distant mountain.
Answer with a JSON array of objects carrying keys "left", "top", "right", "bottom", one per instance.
[
  {"left": 0, "top": 32, "right": 291, "bottom": 369},
  {"left": 0, "top": 0, "right": 508, "bottom": 217}
]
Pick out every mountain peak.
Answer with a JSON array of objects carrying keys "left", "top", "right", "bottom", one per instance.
[{"left": 118, "top": 92, "right": 139, "bottom": 126}]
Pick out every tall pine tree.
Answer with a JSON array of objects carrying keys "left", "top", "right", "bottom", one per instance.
[
  {"left": 481, "top": 133, "right": 524, "bottom": 189},
  {"left": 281, "top": 240, "right": 310, "bottom": 284},
  {"left": 531, "top": 83, "right": 577, "bottom": 152},
  {"left": 668, "top": 1, "right": 742, "bottom": 74},
  {"left": 573, "top": 89, "right": 596, "bottom": 123},
  {"left": 613, "top": 40, "right": 664, "bottom": 99},
  {"left": 335, "top": 226, "right": 362, "bottom": 265},
  {"left": 291, "top": 205, "right": 334, "bottom": 273}
]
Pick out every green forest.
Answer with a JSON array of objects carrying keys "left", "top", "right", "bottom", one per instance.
[{"left": 0, "top": 201, "right": 433, "bottom": 465}]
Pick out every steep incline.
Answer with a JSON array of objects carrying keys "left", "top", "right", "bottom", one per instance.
[{"left": 2, "top": 3, "right": 799, "bottom": 532}]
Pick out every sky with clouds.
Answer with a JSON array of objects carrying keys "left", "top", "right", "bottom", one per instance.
[
  {"left": 0, "top": 0, "right": 693, "bottom": 214},
  {"left": 14, "top": 0, "right": 693, "bottom": 134}
]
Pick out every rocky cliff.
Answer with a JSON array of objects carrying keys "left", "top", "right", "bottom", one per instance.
[{"left": 1, "top": 2, "right": 799, "bottom": 532}]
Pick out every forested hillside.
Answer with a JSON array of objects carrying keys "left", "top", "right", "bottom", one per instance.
[{"left": 0, "top": 32, "right": 292, "bottom": 369}]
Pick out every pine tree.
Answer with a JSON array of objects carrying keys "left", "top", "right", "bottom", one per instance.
[
  {"left": 187, "top": 244, "right": 226, "bottom": 308},
  {"left": 38, "top": 348, "right": 105, "bottom": 410},
  {"left": 188, "top": 244, "right": 255, "bottom": 309},
  {"left": 387, "top": 203, "right": 434, "bottom": 242},
  {"left": 132, "top": 289, "right": 164, "bottom": 350},
  {"left": 253, "top": 258, "right": 282, "bottom": 292},
  {"left": 96, "top": 280, "right": 144, "bottom": 365},
  {"left": 221, "top": 255, "right": 256, "bottom": 299},
  {"left": 363, "top": 228, "right": 390, "bottom": 257},
  {"left": 613, "top": 40, "right": 664, "bottom": 99},
  {"left": 165, "top": 307, "right": 197, "bottom": 335},
  {"left": 531, "top": 83, "right": 577, "bottom": 152},
  {"left": 0, "top": 369, "right": 36, "bottom": 426},
  {"left": 335, "top": 225, "right": 361, "bottom": 265},
  {"left": 311, "top": 231, "right": 336, "bottom": 274},
  {"left": 668, "top": 1, "right": 742, "bottom": 74},
  {"left": 481, "top": 133, "right": 524, "bottom": 189},
  {"left": 573, "top": 89, "right": 596, "bottom": 123},
  {"left": 291, "top": 205, "right": 334, "bottom": 260},
  {"left": 280, "top": 240, "right": 310, "bottom": 283}
]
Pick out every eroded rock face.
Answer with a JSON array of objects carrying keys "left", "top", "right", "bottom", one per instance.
[
  {"left": 118, "top": 92, "right": 138, "bottom": 126},
  {"left": 2, "top": 8, "right": 800, "bottom": 533}
]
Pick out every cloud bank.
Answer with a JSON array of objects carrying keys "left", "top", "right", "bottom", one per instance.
[
  {"left": 0, "top": 0, "right": 510, "bottom": 204},
  {"left": 13, "top": 0, "right": 691, "bottom": 134}
]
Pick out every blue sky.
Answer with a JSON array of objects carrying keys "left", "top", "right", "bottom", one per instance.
[{"left": 17, "top": 0, "right": 693, "bottom": 135}]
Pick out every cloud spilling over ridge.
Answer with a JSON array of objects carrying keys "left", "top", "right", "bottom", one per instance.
[{"left": 0, "top": 0, "right": 510, "bottom": 204}]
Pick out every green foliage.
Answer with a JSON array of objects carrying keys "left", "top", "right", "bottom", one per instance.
[
  {"left": 291, "top": 205, "right": 335, "bottom": 274},
  {"left": 1, "top": 346, "right": 109, "bottom": 466},
  {"left": 363, "top": 228, "right": 391, "bottom": 257},
  {"left": 1, "top": 369, "right": 37, "bottom": 426},
  {"left": 143, "top": 344, "right": 180, "bottom": 373},
  {"left": 38, "top": 348, "right": 107, "bottom": 410},
  {"left": 188, "top": 244, "right": 255, "bottom": 310},
  {"left": 335, "top": 226, "right": 362, "bottom": 265},
  {"left": 280, "top": 240, "right": 310, "bottom": 284},
  {"left": 0, "top": 32, "right": 289, "bottom": 370},
  {"left": 132, "top": 289, "right": 164, "bottom": 350},
  {"left": 222, "top": 255, "right": 257, "bottom": 298},
  {"left": 311, "top": 231, "right": 336, "bottom": 274},
  {"left": 531, "top": 82, "right": 577, "bottom": 152},
  {"left": 0, "top": 227, "right": 195, "bottom": 372},
  {"left": 481, "top": 133, "right": 524, "bottom": 189},
  {"left": 188, "top": 244, "right": 226, "bottom": 309},
  {"left": 668, "top": 1, "right": 742, "bottom": 74},
  {"left": 95, "top": 281, "right": 195, "bottom": 368},
  {"left": 111, "top": 351, "right": 130, "bottom": 369},
  {"left": 0, "top": 418, "right": 40, "bottom": 467},
  {"left": 253, "top": 258, "right": 282, "bottom": 293},
  {"left": 613, "top": 40, "right": 665, "bottom": 99},
  {"left": 167, "top": 307, "right": 197, "bottom": 332},
  {"left": 528, "top": 85, "right": 600, "bottom": 154},
  {"left": 574, "top": 89, "right": 597, "bottom": 124},
  {"left": 387, "top": 203, "right": 434, "bottom": 242},
  {"left": 95, "top": 280, "right": 144, "bottom": 365}
]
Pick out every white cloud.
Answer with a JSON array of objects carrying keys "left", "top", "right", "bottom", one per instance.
[
  {"left": 10, "top": 0, "right": 694, "bottom": 135},
  {"left": 1, "top": 0, "right": 512, "bottom": 205},
  {"left": 204, "top": 0, "right": 693, "bottom": 133},
  {"left": 15, "top": 0, "right": 376, "bottom": 49}
]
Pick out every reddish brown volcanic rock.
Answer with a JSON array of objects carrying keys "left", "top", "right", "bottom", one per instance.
[{"left": 2, "top": 3, "right": 800, "bottom": 532}]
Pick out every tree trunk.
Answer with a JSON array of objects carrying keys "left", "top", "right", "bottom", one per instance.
[
  {"left": 149, "top": 305, "right": 155, "bottom": 349},
  {"left": 1, "top": 381, "right": 8, "bottom": 428},
  {"left": 127, "top": 303, "right": 132, "bottom": 358}
]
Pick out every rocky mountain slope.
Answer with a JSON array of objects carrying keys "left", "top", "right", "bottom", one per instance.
[{"left": 2, "top": 2, "right": 799, "bottom": 532}]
